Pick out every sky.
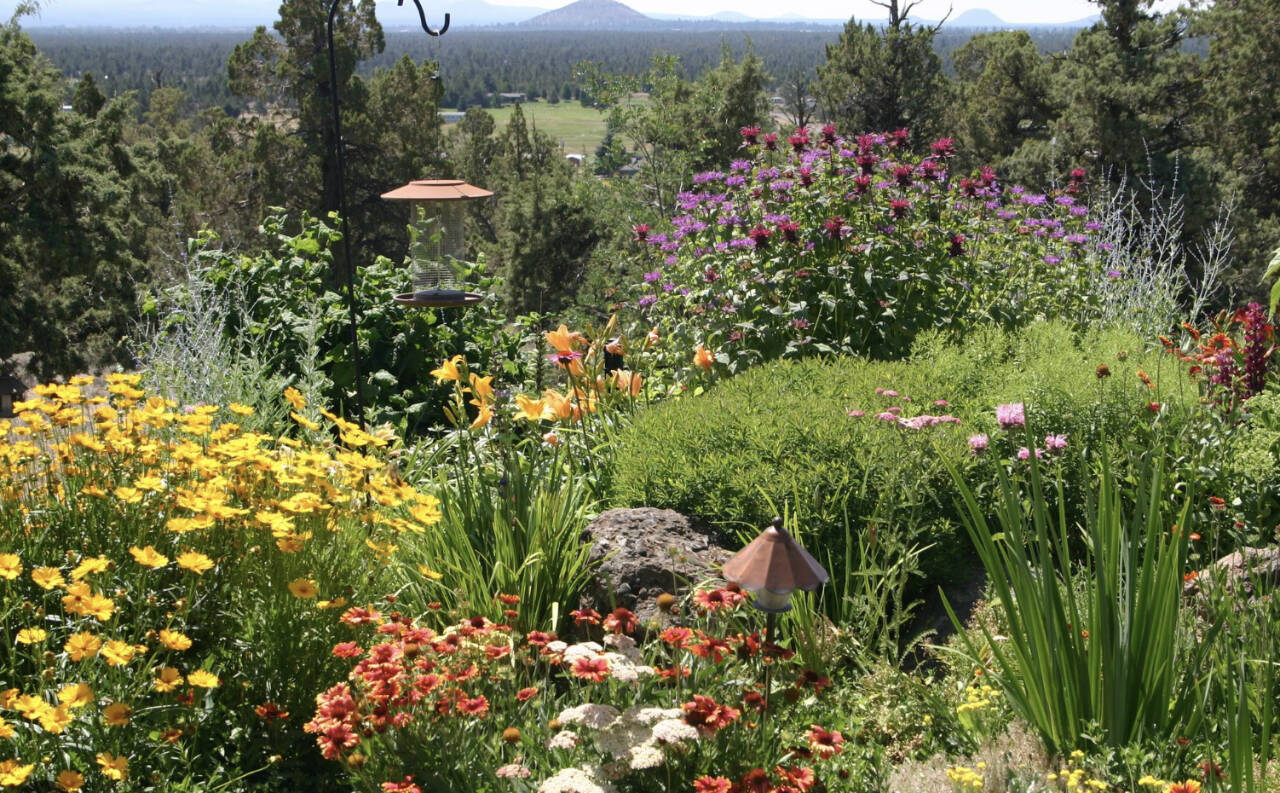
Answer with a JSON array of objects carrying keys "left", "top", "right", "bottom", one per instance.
[{"left": 17, "top": 0, "right": 1186, "bottom": 27}]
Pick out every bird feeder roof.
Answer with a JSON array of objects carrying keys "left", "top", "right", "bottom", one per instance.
[
  {"left": 381, "top": 179, "right": 493, "bottom": 202},
  {"left": 0, "top": 374, "right": 25, "bottom": 394},
  {"left": 721, "top": 518, "right": 829, "bottom": 594}
]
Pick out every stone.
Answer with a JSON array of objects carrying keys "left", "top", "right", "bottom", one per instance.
[
  {"left": 579, "top": 507, "right": 733, "bottom": 628},
  {"left": 1184, "top": 545, "right": 1280, "bottom": 599}
]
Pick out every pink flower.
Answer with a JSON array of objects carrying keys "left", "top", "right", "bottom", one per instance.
[
  {"left": 847, "top": 409, "right": 865, "bottom": 417},
  {"left": 875, "top": 412, "right": 898, "bottom": 422},
  {"left": 996, "top": 403, "right": 1025, "bottom": 429},
  {"left": 934, "top": 399, "right": 949, "bottom": 406},
  {"left": 1044, "top": 433, "right": 1067, "bottom": 450},
  {"left": 1017, "top": 447, "right": 1031, "bottom": 460},
  {"left": 968, "top": 434, "right": 988, "bottom": 453}
]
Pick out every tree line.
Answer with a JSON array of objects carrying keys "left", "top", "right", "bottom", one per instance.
[{"left": 2, "top": 0, "right": 1276, "bottom": 383}]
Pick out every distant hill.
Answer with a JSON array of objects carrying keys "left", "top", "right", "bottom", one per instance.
[
  {"left": 950, "top": 8, "right": 1005, "bottom": 27},
  {"left": 521, "top": 0, "right": 657, "bottom": 29}
]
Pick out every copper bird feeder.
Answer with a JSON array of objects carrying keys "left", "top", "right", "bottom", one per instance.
[
  {"left": 722, "top": 517, "right": 829, "bottom": 614},
  {"left": 381, "top": 179, "right": 493, "bottom": 308}
]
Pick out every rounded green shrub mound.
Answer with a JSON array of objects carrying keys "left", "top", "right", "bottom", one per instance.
[{"left": 612, "top": 321, "right": 1196, "bottom": 589}]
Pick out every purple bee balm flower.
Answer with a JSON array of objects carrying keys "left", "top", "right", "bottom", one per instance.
[
  {"left": 1043, "top": 255, "right": 1061, "bottom": 264},
  {"left": 693, "top": 171, "right": 724, "bottom": 184},
  {"left": 1084, "top": 221, "right": 1102, "bottom": 231},
  {"left": 1055, "top": 195, "right": 1076, "bottom": 206},
  {"left": 714, "top": 242, "right": 729, "bottom": 251},
  {"left": 730, "top": 159, "right": 752, "bottom": 172},
  {"left": 1106, "top": 269, "right": 1122, "bottom": 278},
  {"left": 643, "top": 271, "right": 661, "bottom": 282},
  {"left": 1044, "top": 433, "right": 1068, "bottom": 450},
  {"left": 1066, "top": 234, "right": 1087, "bottom": 244},
  {"left": 648, "top": 234, "right": 668, "bottom": 244},
  {"left": 664, "top": 255, "right": 677, "bottom": 265},
  {"left": 662, "top": 282, "right": 675, "bottom": 292},
  {"left": 968, "top": 434, "right": 989, "bottom": 453},
  {"left": 996, "top": 402, "right": 1025, "bottom": 429},
  {"left": 637, "top": 295, "right": 656, "bottom": 308},
  {"left": 1070, "top": 206, "right": 1088, "bottom": 216},
  {"left": 725, "top": 175, "right": 747, "bottom": 187},
  {"left": 997, "top": 210, "right": 1017, "bottom": 220}
]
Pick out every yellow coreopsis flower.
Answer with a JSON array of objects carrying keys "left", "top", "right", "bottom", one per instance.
[
  {"left": 38, "top": 705, "right": 73, "bottom": 734},
  {"left": 187, "top": 669, "right": 220, "bottom": 689},
  {"left": 100, "top": 640, "right": 136, "bottom": 667},
  {"left": 290, "top": 412, "right": 320, "bottom": 431},
  {"left": 15, "top": 627, "right": 46, "bottom": 645},
  {"left": 0, "top": 759, "right": 34, "bottom": 787},
  {"left": 13, "top": 694, "right": 51, "bottom": 721},
  {"left": 430, "top": 354, "right": 465, "bottom": 383},
  {"left": 69, "top": 556, "right": 110, "bottom": 581},
  {"left": 82, "top": 594, "right": 116, "bottom": 622},
  {"left": 57, "top": 683, "right": 93, "bottom": 709},
  {"left": 102, "top": 703, "right": 131, "bottom": 727},
  {"left": 128, "top": 546, "right": 168, "bottom": 569},
  {"left": 154, "top": 667, "right": 183, "bottom": 692},
  {"left": 31, "top": 566, "right": 66, "bottom": 590},
  {"left": 228, "top": 403, "right": 254, "bottom": 416},
  {"left": 0, "top": 554, "right": 20, "bottom": 580},
  {"left": 56, "top": 769, "right": 84, "bottom": 791},
  {"left": 158, "top": 629, "right": 192, "bottom": 651},
  {"left": 95, "top": 752, "right": 128, "bottom": 782},
  {"left": 287, "top": 578, "right": 318, "bottom": 599},
  {"left": 283, "top": 387, "right": 306, "bottom": 411},
  {"left": 176, "top": 551, "right": 214, "bottom": 575},
  {"left": 0, "top": 719, "right": 12, "bottom": 740},
  {"left": 64, "top": 632, "right": 101, "bottom": 661},
  {"left": 113, "top": 486, "right": 143, "bottom": 504}
]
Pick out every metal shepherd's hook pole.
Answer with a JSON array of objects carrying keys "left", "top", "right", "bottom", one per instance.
[{"left": 326, "top": 0, "right": 367, "bottom": 429}]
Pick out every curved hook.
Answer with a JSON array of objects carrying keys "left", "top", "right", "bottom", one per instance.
[{"left": 398, "top": 0, "right": 450, "bottom": 36}]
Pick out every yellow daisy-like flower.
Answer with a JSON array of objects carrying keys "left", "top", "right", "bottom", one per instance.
[
  {"left": 100, "top": 640, "right": 136, "bottom": 667},
  {"left": 287, "top": 578, "right": 318, "bottom": 599},
  {"left": 82, "top": 594, "right": 115, "bottom": 622},
  {"left": 113, "top": 486, "right": 142, "bottom": 504},
  {"left": 283, "top": 387, "right": 306, "bottom": 411},
  {"left": 102, "top": 702, "right": 131, "bottom": 727},
  {"left": 13, "top": 694, "right": 51, "bottom": 722},
  {"left": 0, "top": 554, "right": 20, "bottom": 580},
  {"left": 64, "top": 632, "right": 101, "bottom": 662},
  {"left": 417, "top": 565, "right": 444, "bottom": 580},
  {"left": 290, "top": 412, "right": 320, "bottom": 431},
  {"left": 316, "top": 596, "right": 348, "bottom": 610},
  {"left": 154, "top": 667, "right": 183, "bottom": 692},
  {"left": 69, "top": 556, "right": 110, "bottom": 581},
  {"left": 38, "top": 705, "right": 74, "bottom": 734},
  {"left": 0, "top": 719, "right": 11, "bottom": 739},
  {"left": 128, "top": 545, "right": 168, "bottom": 568},
  {"left": 56, "top": 769, "right": 84, "bottom": 791},
  {"left": 187, "top": 669, "right": 220, "bottom": 689},
  {"left": 176, "top": 552, "right": 214, "bottom": 575},
  {"left": 95, "top": 752, "right": 128, "bottom": 782},
  {"left": 57, "top": 683, "right": 94, "bottom": 709},
  {"left": 31, "top": 566, "right": 66, "bottom": 590},
  {"left": 15, "top": 627, "right": 47, "bottom": 645},
  {"left": 227, "top": 403, "right": 254, "bottom": 416},
  {"left": 0, "top": 759, "right": 35, "bottom": 787},
  {"left": 158, "top": 629, "right": 192, "bottom": 651}
]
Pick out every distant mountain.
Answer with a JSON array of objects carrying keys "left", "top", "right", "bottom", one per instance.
[
  {"left": 521, "top": 0, "right": 656, "bottom": 29},
  {"left": 950, "top": 8, "right": 1004, "bottom": 27}
]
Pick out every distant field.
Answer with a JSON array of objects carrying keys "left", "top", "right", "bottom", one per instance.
[{"left": 444, "top": 102, "right": 610, "bottom": 157}]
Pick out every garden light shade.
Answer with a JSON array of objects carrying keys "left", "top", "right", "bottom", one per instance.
[
  {"left": 721, "top": 517, "right": 829, "bottom": 613},
  {"left": 381, "top": 179, "right": 493, "bottom": 308}
]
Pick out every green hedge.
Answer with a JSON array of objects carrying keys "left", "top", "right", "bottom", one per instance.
[{"left": 611, "top": 321, "right": 1197, "bottom": 590}]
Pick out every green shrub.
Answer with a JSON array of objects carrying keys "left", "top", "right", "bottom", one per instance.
[{"left": 611, "top": 321, "right": 1196, "bottom": 623}]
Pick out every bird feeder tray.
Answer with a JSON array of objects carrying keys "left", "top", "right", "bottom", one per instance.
[{"left": 392, "top": 290, "right": 486, "bottom": 308}]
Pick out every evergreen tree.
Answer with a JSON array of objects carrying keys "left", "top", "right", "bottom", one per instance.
[
  {"left": 817, "top": 0, "right": 950, "bottom": 138},
  {"left": 71, "top": 70, "right": 105, "bottom": 117}
]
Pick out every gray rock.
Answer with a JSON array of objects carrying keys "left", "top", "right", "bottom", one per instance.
[
  {"left": 579, "top": 507, "right": 733, "bottom": 627},
  {"left": 1184, "top": 546, "right": 1280, "bottom": 598}
]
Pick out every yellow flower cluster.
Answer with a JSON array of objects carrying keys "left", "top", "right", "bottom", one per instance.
[
  {"left": 947, "top": 763, "right": 984, "bottom": 790},
  {"left": 955, "top": 683, "right": 999, "bottom": 716},
  {"left": 1045, "top": 751, "right": 1109, "bottom": 791},
  {"left": 0, "top": 377, "right": 441, "bottom": 789}
]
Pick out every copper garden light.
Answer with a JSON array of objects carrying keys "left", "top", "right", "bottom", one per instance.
[
  {"left": 381, "top": 179, "right": 493, "bottom": 308},
  {"left": 722, "top": 517, "right": 829, "bottom": 614},
  {"left": 722, "top": 517, "right": 828, "bottom": 713}
]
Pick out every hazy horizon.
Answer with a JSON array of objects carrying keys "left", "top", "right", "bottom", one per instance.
[{"left": 16, "top": 0, "right": 1187, "bottom": 28}]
